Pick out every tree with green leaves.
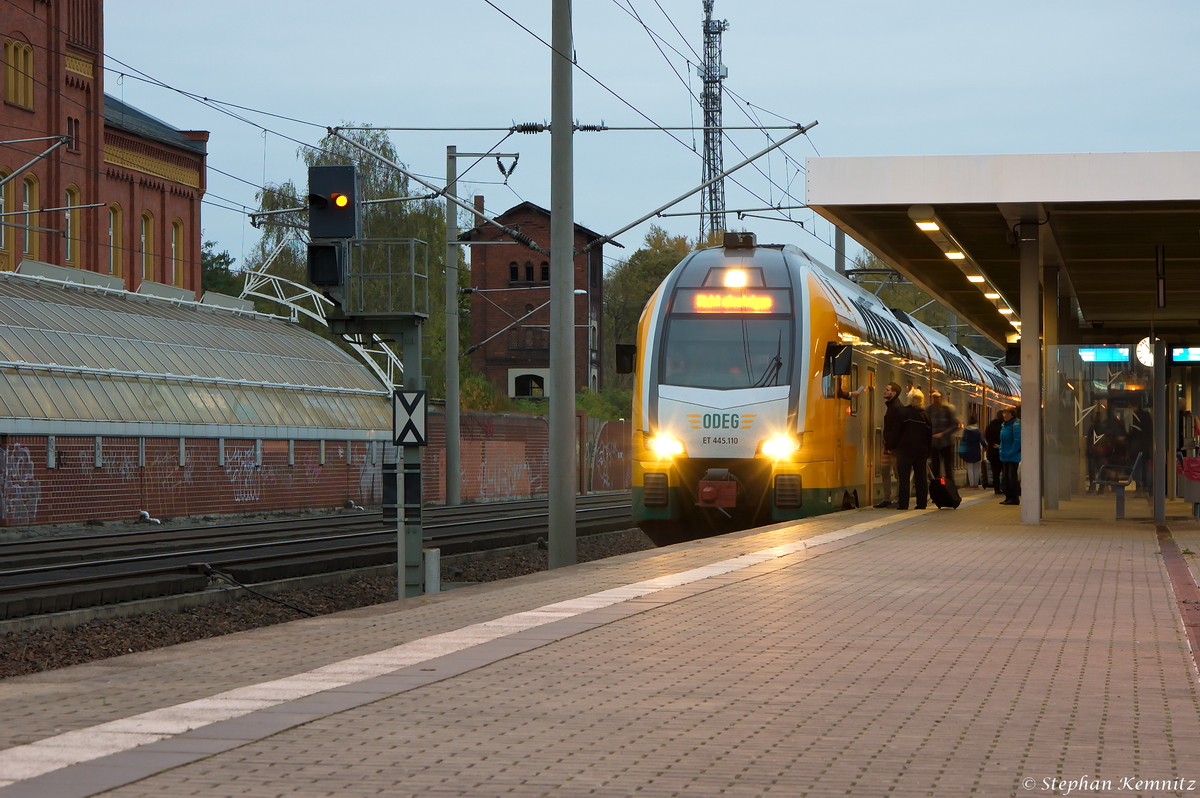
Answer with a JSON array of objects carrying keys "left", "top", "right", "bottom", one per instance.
[
  {"left": 243, "top": 125, "right": 470, "bottom": 399},
  {"left": 200, "top": 239, "right": 240, "bottom": 297}
]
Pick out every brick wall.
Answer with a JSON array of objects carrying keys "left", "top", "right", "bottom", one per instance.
[
  {"left": 0, "top": 435, "right": 384, "bottom": 528},
  {"left": 0, "top": 411, "right": 626, "bottom": 528}
]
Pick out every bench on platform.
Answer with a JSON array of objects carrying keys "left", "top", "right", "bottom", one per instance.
[{"left": 1092, "top": 452, "right": 1143, "bottom": 520}]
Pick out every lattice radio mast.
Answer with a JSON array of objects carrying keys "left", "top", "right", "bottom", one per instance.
[{"left": 699, "top": 0, "right": 729, "bottom": 244}]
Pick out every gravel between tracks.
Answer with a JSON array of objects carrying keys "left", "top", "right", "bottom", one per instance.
[{"left": 0, "top": 529, "right": 655, "bottom": 679}]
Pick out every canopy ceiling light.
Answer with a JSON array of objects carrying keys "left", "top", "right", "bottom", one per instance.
[{"left": 908, "top": 204, "right": 1017, "bottom": 323}]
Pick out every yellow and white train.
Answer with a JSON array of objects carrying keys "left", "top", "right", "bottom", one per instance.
[{"left": 626, "top": 232, "right": 1020, "bottom": 545}]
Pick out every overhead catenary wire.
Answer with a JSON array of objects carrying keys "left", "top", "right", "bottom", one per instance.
[
  {"left": 600, "top": 0, "right": 814, "bottom": 230},
  {"left": 6, "top": 0, "right": 835, "bottom": 264},
  {"left": 481, "top": 0, "right": 816, "bottom": 249}
]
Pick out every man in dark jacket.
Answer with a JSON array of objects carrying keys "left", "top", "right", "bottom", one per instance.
[
  {"left": 895, "top": 388, "right": 933, "bottom": 510},
  {"left": 875, "top": 382, "right": 905, "bottom": 508},
  {"left": 985, "top": 409, "right": 1004, "bottom": 495}
]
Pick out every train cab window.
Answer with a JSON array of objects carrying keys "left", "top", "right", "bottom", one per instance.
[{"left": 661, "top": 317, "right": 792, "bottom": 390}]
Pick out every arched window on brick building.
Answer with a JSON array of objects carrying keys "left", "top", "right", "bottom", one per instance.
[
  {"left": 509, "top": 261, "right": 519, "bottom": 282},
  {"left": 140, "top": 211, "right": 154, "bottom": 282},
  {"left": 108, "top": 205, "right": 122, "bottom": 276},
  {"left": 171, "top": 219, "right": 184, "bottom": 287},
  {"left": 540, "top": 261, "right": 549, "bottom": 282},
  {"left": 64, "top": 186, "right": 81, "bottom": 266},
  {"left": 3, "top": 39, "right": 34, "bottom": 109},
  {"left": 524, "top": 261, "right": 534, "bottom": 282},
  {"left": 22, "top": 175, "right": 39, "bottom": 260},
  {"left": 515, "top": 374, "right": 545, "bottom": 398}
]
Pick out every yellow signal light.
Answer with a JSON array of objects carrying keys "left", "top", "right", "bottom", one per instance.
[{"left": 332, "top": 193, "right": 350, "bottom": 208}]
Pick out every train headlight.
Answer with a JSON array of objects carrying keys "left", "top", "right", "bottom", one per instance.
[
  {"left": 647, "top": 435, "right": 685, "bottom": 459},
  {"left": 760, "top": 435, "right": 800, "bottom": 460}
]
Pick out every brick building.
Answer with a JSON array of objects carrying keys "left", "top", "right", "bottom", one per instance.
[
  {"left": 462, "top": 201, "right": 606, "bottom": 398},
  {"left": 1, "top": 0, "right": 207, "bottom": 293}
]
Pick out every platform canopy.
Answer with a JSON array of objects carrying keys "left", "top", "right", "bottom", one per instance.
[{"left": 806, "top": 151, "right": 1200, "bottom": 346}]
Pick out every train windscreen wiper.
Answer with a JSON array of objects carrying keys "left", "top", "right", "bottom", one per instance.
[{"left": 753, "top": 331, "right": 784, "bottom": 388}]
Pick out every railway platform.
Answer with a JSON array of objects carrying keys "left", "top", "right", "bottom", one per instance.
[{"left": 1, "top": 492, "right": 1199, "bottom": 797}]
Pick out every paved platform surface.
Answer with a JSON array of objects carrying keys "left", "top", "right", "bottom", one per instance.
[{"left": 2, "top": 493, "right": 1199, "bottom": 797}]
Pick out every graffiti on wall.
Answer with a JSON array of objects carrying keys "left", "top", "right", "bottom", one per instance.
[
  {"left": 1, "top": 443, "right": 41, "bottom": 526},
  {"left": 225, "top": 446, "right": 262, "bottom": 502},
  {"left": 589, "top": 421, "right": 632, "bottom": 491}
]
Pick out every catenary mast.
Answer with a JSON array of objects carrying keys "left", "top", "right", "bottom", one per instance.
[{"left": 699, "top": 0, "right": 729, "bottom": 243}]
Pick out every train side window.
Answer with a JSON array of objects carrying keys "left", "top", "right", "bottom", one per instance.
[
  {"left": 850, "top": 364, "right": 860, "bottom": 416},
  {"left": 822, "top": 342, "right": 853, "bottom": 399}
]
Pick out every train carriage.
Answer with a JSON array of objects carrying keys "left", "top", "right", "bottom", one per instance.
[{"left": 627, "top": 232, "right": 1019, "bottom": 546}]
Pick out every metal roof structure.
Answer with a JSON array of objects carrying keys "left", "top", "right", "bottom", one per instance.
[
  {"left": 0, "top": 272, "right": 390, "bottom": 440},
  {"left": 806, "top": 151, "right": 1200, "bottom": 346},
  {"left": 806, "top": 150, "right": 1200, "bottom": 526}
]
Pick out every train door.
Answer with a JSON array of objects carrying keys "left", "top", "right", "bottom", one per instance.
[{"left": 866, "top": 367, "right": 877, "bottom": 504}]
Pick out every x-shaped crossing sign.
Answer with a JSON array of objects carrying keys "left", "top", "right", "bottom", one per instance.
[{"left": 393, "top": 390, "right": 428, "bottom": 447}]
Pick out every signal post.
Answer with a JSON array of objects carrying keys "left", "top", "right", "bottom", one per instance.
[{"left": 306, "top": 164, "right": 431, "bottom": 598}]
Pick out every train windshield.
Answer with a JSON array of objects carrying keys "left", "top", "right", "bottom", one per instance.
[{"left": 661, "top": 317, "right": 793, "bottom": 390}]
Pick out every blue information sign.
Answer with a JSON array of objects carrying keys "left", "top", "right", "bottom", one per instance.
[{"left": 1079, "top": 348, "right": 1129, "bottom": 363}]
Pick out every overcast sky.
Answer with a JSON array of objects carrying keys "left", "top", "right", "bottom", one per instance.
[{"left": 104, "top": 1, "right": 1200, "bottom": 273}]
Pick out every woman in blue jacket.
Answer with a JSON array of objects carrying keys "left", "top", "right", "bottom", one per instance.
[
  {"left": 998, "top": 407, "right": 1021, "bottom": 505},
  {"left": 960, "top": 415, "right": 985, "bottom": 488}
]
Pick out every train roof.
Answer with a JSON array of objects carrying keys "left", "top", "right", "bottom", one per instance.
[
  {"left": 794, "top": 247, "right": 1020, "bottom": 399},
  {"left": 678, "top": 237, "right": 1019, "bottom": 399}
]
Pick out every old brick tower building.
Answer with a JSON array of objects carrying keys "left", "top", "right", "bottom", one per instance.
[{"left": 463, "top": 201, "right": 606, "bottom": 398}]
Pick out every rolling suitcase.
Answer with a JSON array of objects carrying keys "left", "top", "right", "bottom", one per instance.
[{"left": 928, "top": 469, "right": 961, "bottom": 509}]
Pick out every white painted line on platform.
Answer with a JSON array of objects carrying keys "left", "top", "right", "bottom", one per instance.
[{"left": 0, "top": 501, "right": 979, "bottom": 788}]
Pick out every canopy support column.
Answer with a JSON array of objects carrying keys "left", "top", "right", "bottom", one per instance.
[
  {"left": 1043, "top": 263, "right": 1060, "bottom": 512},
  {"left": 1019, "top": 220, "right": 1042, "bottom": 524}
]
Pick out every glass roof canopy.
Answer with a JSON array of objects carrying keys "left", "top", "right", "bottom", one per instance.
[{"left": 0, "top": 274, "right": 390, "bottom": 440}]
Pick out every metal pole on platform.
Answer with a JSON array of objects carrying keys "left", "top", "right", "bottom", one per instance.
[
  {"left": 401, "top": 320, "right": 425, "bottom": 597},
  {"left": 548, "top": 0, "right": 577, "bottom": 568},
  {"left": 445, "top": 146, "right": 461, "bottom": 507},
  {"left": 1154, "top": 338, "right": 1167, "bottom": 523}
]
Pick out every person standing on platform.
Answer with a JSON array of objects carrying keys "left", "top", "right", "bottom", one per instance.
[
  {"left": 1127, "top": 397, "right": 1153, "bottom": 496},
  {"left": 985, "top": 408, "right": 1005, "bottom": 495},
  {"left": 928, "top": 390, "right": 961, "bottom": 486},
  {"left": 960, "top": 414, "right": 985, "bottom": 488},
  {"left": 875, "top": 382, "right": 905, "bottom": 508},
  {"left": 999, "top": 407, "right": 1022, "bottom": 505},
  {"left": 894, "top": 388, "right": 932, "bottom": 511}
]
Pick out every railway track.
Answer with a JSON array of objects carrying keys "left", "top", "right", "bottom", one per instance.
[{"left": 0, "top": 493, "right": 633, "bottom": 624}]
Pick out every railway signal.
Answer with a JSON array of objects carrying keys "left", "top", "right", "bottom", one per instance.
[
  {"left": 306, "top": 165, "right": 359, "bottom": 289},
  {"left": 307, "top": 164, "right": 359, "bottom": 239}
]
